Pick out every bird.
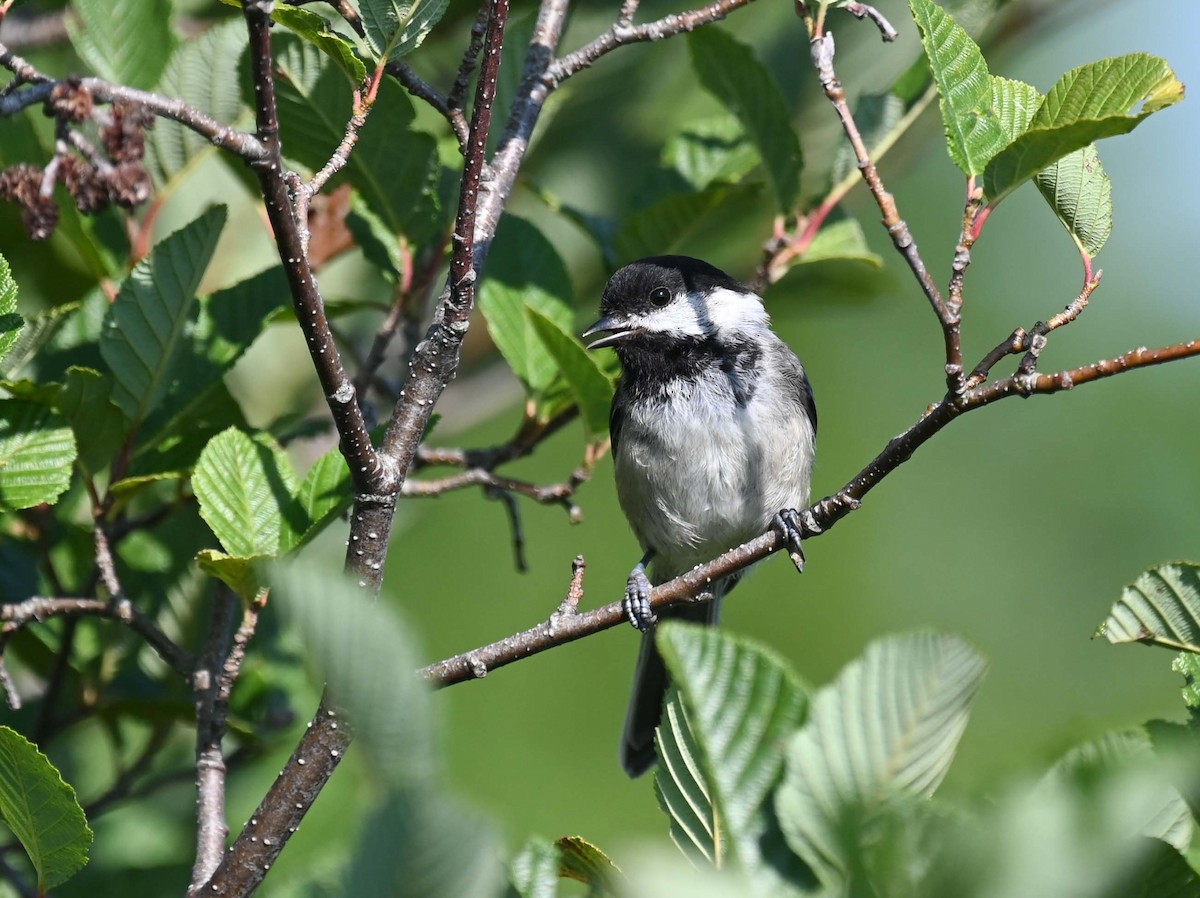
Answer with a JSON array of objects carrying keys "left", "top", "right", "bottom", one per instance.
[{"left": 583, "top": 255, "right": 817, "bottom": 777}]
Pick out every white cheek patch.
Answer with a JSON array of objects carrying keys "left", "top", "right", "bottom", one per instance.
[{"left": 631, "top": 287, "right": 770, "bottom": 338}]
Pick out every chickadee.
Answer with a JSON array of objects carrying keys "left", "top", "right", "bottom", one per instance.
[{"left": 584, "top": 256, "right": 817, "bottom": 777}]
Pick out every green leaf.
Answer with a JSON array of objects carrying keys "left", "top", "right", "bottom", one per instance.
[
  {"left": 192, "top": 428, "right": 299, "bottom": 559},
  {"left": 776, "top": 632, "right": 986, "bottom": 885},
  {"left": 1096, "top": 562, "right": 1200, "bottom": 653},
  {"left": 990, "top": 76, "right": 1041, "bottom": 142},
  {"left": 0, "top": 253, "right": 21, "bottom": 365},
  {"left": 802, "top": 215, "right": 883, "bottom": 267},
  {"left": 269, "top": 559, "right": 434, "bottom": 785},
  {"left": 908, "top": 0, "right": 1003, "bottom": 176},
  {"left": 196, "top": 549, "right": 269, "bottom": 602},
  {"left": 509, "top": 837, "right": 559, "bottom": 898},
  {"left": 346, "top": 196, "right": 404, "bottom": 282},
  {"left": 68, "top": 0, "right": 175, "bottom": 89},
  {"left": 656, "top": 624, "right": 812, "bottom": 892},
  {"left": 347, "top": 788, "right": 503, "bottom": 897},
  {"left": 279, "top": 446, "right": 352, "bottom": 554},
  {"left": 654, "top": 687, "right": 717, "bottom": 866},
  {"left": 1173, "top": 653, "right": 1200, "bottom": 714},
  {"left": 99, "top": 206, "right": 227, "bottom": 424},
  {"left": 0, "top": 400, "right": 77, "bottom": 510},
  {"left": 274, "top": 5, "right": 367, "bottom": 82},
  {"left": 989, "top": 77, "right": 1114, "bottom": 257},
  {"left": 1047, "top": 731, "right": 1194, "bottom": 853},
  {"left": 361, "top": 0, "right": 450, "bottom": 61},
  {"left": 54, "top": 367, "right": 127, "bottom": 476},
  {"left": 686, "top": 28, "right": 802, "bottom": 212},
  {"left": 554, "top": 836, "right": 623, "bottom": 893},
  {"left": 613, "top": 183, "right": 756, "bottom": 266},
  {"left": 1036, "top": 143, "right": 1112, "bottom": 258},
  {"left": 526, "top": 309, "right": 614, "bottom": 443},
  {"left": 0, "top": 302, "right": 76, "bottom": 380},
  {"left": 195, "top": 266, "right": 291, "bottom": 371},
  {"left": 127, "top": 381, "right": 249, "bottom": 482},
  {"left": 148, "top": 21, "right": 249, "bottom": 190},
  {"left": 477, "top": 217, "right": 575, "bottom": 394},
  {"left": 665, "top": 114, "right": 760, "bottom": 192},
  {"left": 983, "top": 53, "right": 1184, "bottom": 206},
  {"left": 0, "top": 726, "right": 92, "bottom": 892}
]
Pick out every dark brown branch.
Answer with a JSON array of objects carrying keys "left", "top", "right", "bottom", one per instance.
[
  {"left": 387, "top": 61, "right": 470, "bottom": 151},
  {"left": 423, "top": 337, "right": 1200, "bottom": 686},
  {"left": 203, "top": 2, "right": 512, "bottom": 894},
  {"left": 239, "top": 0, "right": 394, "bottom": 496},
  {"left": 448, "top": 5, "right": 489, "bottom": 112}
]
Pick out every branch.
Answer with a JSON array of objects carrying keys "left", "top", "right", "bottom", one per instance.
[
  {"left": 1, "top": 596, "right": 194, "bottom": 681},
  {"left": 203, "top": 1, "right": 512, "bottom": 892},
  {"left": 422, "top": 337, "right": 1200, "bottom": 685},
  {"left": 386, "top": 61, "right": 469, "bottom": 151},
  {"left": 808, "top": 31, "right": 964, "bottom": 394},
  {"left": 238, "top": 0, "right": 394, "bottom": 496},
  {"left": 547, "top": 0, "right": 756, "bottom": 84},
  {"left": 0, "top": 42, "right": 268, "bottom": 161}
]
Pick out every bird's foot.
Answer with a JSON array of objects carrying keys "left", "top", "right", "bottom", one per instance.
[
  {"left": 623, "top": 565, "right": 655, "bottom": 631},
  {"left": 773, "top": 509, "right": 807, "bottom": 573}
]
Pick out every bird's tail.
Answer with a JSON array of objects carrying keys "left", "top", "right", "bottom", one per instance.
[{"left": 619, "top": 595, "right": 722, "bottom": 778}]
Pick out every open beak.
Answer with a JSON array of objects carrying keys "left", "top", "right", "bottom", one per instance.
[{"left": 583, "top": 315, "right": 638, "bottom": 350}]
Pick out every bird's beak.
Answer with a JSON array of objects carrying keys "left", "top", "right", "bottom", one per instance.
[{"left": 583, "top": 315, "right": 637, "bottom": 350}]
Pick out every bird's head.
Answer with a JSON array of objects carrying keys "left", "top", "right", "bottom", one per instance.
[{"left": 583, "top": 256, "right": 768, "bottom": 352}]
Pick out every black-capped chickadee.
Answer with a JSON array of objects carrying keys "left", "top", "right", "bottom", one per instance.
[{"left": 584, "top": 256, "right": 817, "bottom": 777}]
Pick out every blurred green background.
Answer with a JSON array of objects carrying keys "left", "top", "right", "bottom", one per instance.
[{"left": 4, "top": 0, "right": 1198, "bottom": 892}]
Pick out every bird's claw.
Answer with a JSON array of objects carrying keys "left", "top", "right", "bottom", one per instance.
[
  {"left": 623, "top": 566, "right": 655, "bottom": 631},
  {"left": 773, "top": 509, "right": 806, "bottom": 573}
]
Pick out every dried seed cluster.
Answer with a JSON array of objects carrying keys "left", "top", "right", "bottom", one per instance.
[{"left": 0, "top": 86, "right": 155, "bottom": 240}]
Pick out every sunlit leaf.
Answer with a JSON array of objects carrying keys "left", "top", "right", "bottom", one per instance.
[
  {"left": 526, "top": 309, "right": 614, "bottom": 443},
  {"left": 273, "top": 4, "right": 367, "bottom": 82},
  {"left": 657, "top": 623, "right": 813, "bottom": 893},
  {"left": 909, "top": 0, "right": 1003, "bottom": 175},
  {"left": 776, "top": 632, "right": 986, "bottom": 885},
  {"left": 361, "top": 0, "right": 450, "bottom": 61},
  {"left": 0, "top": 253, "right": 21, "bottom": 365},
  {"left": 192, "top": 428, "right": 299, "bottom": 559},
  {"left": 983, "top": 53, "right": 1183, "bottom": 206},
  {"left": 196, "top": 549, "right": 270, "bottom": 602},
  {"left": 478, "top": 217, "right": 574, "bottom": 394},
  {"left": 279, "top": 445, "right": 352, "bottom": 554},
  {"left": 555, "top": 836, "right": 623, "bottom": 893},
  {"left": 802, "top": 215, "right": 882, "bottom": 268},
  {"left": 654, "top": 688, "right": 717, "bottom": 866},
  {"left": 1097, "top": 562, "right": 1200, "bottom": 654},
  {"left": 0, "top": 726, "right": 92, "bottom": 892},
  {"left": 0, "top": 400, "right": 77, "bottom": 511}
]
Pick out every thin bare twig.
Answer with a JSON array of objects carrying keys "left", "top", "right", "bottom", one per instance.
[
  {"left": 808, "top": 31, "right": 964, "bottom": 395},
  {"left": 449, "top": 4, "right": 490, "bottom": 112},
  {"left": 387, "top": 61, "right": 470, "bottom": 150},
  {"left": 1, "top": 596, "right": 194, "bottom": 680}
]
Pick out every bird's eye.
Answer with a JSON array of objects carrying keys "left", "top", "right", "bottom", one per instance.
[{"left": 649, "top": 286, "right": 671, "bottom": 306}]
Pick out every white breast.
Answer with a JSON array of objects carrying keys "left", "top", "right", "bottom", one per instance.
[{"left": 614, "top": 366, "right": 814, "bottom": 582}]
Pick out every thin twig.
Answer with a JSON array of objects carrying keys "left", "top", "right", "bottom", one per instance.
[
  {"left": 387, "top": 61, "right": 470, "bottom": 150},
  {"left": 449, "top": 4, "right": 489, "bottom": 112},
  {"left": 0, "top": 42, "right": 268, "bottom": 161},
  {"left": 1, "top": 596, "right": 194, "bottom": 678},
  {"left": 808, "top": 31, "right": 964, "bottom": 395}
]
